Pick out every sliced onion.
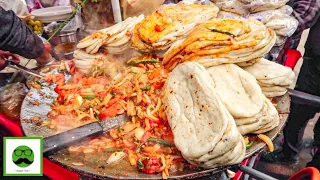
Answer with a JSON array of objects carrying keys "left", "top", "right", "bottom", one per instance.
[
  {"left": 107, "top": 152, "right": 126, "bottom": 164},
  {"left": 134, "top": 127, "right": 145, "bottom": 141}
]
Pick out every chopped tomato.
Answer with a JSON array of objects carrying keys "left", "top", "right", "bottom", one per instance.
[
  {"left": 106, "top": 95, "right": 126, "bottom": 107},
  {"left": 149, "top": 119, "right": 162, "bottom": 128},
  {"left": 86, "top": 77, "right": 97, "bottom": 85},
  {"left": 152, "top": 82, "right": 164, "bottom": 89},
  {"left": 72, "top": 73, "right": 83, "bottom": 84},
  {"left": 99, "top": 103, "right": 124, "bottom": 119},
  {"left": 70, "top": 66, "right": 76, "bottom": 74},
  {"left": 140, "top": 131, "right": 151, "bottom": 143},
  {"left": 54, "top": 86, "right": 67, "bottom": 99},
  {"left": 154, "top": 25, "right": 164, "bottom": 32},
  {"left": 125, "top": 30, "right": 131, "bottom": 37},
  {"left": 163, "top": 131, "right": 174, "bottom": 144},
  {"left": 148, "top": 68, "right": 169, "bottom": 80},
  {"left": 139, "top": 157, "right": 161, "bottom": 174}
]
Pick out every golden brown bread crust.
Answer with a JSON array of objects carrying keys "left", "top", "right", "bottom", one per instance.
[
  {"left": 131, "top": 4, "right": 219, "bottom": 52},
  {"left": 162, "top": 19, "right": 276, "bottom": 71}
]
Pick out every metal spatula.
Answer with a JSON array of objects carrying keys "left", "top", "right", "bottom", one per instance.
[
  {"left": 43, "top": 114, "right": 129, "bottom": 155},
  {"left": 5, "top": 60, "right": 43, "bottom": 78}
]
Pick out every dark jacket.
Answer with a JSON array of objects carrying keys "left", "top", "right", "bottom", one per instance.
[
  {"left": 305, "top": 18, "right": 320, "bottom": 57},
  {"left": 0, "top": 7, "right": 44, "bottom": 59}
]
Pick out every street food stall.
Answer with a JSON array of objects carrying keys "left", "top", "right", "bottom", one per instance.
[{"left": 0, "top": 0, "right": 319, "bottom": 179}]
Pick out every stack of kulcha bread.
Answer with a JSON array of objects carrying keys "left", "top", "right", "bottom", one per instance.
[
  {"left": 243, "top": 58, "right": 295, "bottom": 97},
  {"left": 72, "top": 3, "right": 296, "bottom": 170},
  {"left": 163, "top": 62, "right": 246, "bottom": 168},
  {"left": 162, "top": 19, "right": 276, "bottom": 70}
]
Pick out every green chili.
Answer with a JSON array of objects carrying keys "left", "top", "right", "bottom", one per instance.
[
  {"left": 147, "top": 138, "right": 174, "bottom": 147},
  {"left": 127, "top": 59, "right": 160, "bottom": 66},
  {"left": 104, "top": 148, "right": 123, "bottom": 153},
  {"left": 82, "top": 95, "right": 96, "bottom": 99},
  {"left": 246, "top": 141, "right": 253, "bottom": 150},
  {"left": 137, "top": 160, "right": 144, "bottom": 169},
  {"left": 90, "top": 65, "right": 98, "bottom": 75},
  {"left": 140, "top": 85, "right": 151, "bottom": 91},
  {"left": 36, "top": 81, "right": 42, "bottom": 86},
  {"left": 208, "top": 28, "right": 236, "bottom": 37}
]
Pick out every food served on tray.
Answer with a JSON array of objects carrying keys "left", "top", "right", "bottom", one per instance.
[
  {"left": 242, "top": 58, "right": 295, "bottom": 97},
  {"left": 22, "top": 4, "right": 294, "bottom": 178},
  {"left": 41, "top": 55, "right": 190, "bottom": 178},
  {"left": 163, "top": 19, "right": 276, "bottom": 70},
  {"left": 131, "top": 4, "right": 219, "bottom": 52},
  {"left": 163, "top": 62, "right": 245, "bottom": 168},
  {"left": 77, "top": 15, "right": 145, "bottom": 55}
]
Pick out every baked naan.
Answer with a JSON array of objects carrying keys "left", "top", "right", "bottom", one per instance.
[
  {"left": 242, "top": 58, "right": 294, "bottom": 97},
  {"left": 163, "top": 62, "right": 245, "bottom": 168},
  {"left": 206, "top": 64, "right": 264, "bottom": 118},
  {"left": 236, "top": 98, "right": 279, "bottom": 135}
]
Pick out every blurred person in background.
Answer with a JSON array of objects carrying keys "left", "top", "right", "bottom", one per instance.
[
  {"left": 262, "top": 0, "right": 320, "bottom": 169},
  {"left": 0, "top": 6, "right": 52, "bottom": 70}
]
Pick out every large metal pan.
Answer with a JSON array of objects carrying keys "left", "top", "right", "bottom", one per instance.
[{"left": 20, "top": 71, "right": 290, "bottom": 179}]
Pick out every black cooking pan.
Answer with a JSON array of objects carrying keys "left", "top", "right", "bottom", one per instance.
[{"left": 19, "top": 69, "right": 290, "bottom": 179}]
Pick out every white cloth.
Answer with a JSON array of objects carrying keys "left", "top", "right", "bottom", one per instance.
[{"left": 0, "top": 0, "right": 28, "bottom": 16}]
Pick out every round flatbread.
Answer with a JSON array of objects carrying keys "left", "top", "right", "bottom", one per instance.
[{"left": 207, "top": 64, "right": 264, "bottom": 118}]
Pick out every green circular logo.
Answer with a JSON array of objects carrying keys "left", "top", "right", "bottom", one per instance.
[{"left": 12, "top": 145, "right": 34, "bottom": 168}]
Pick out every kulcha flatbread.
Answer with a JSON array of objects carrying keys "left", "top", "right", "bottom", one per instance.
[
  {"left": 206, "top": 64, "right": 264, "bottom": 118},
  {"left": 236, "top": 98, "right": 280, "bottom": 135},
  {"left": 77, "top": 15, "right": 145, "bottom": 55},
  {"left": 242, "top": 58, "right": 294, "bottom": 97},
  {"left": 163, "top": 62, "right": 245, "bottom": 168},
  {"left": 73, "top": 49, "right": 105, "bottom": 72},
  {"left": 163, "top": 19, "right": 276, "bottom": 71},
  {"left": 131, "top": 4, "right": 219, "bottom": 52}
]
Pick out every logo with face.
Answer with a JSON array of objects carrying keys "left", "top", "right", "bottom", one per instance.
[{"left": 12, "top": 145, "right": 34, "bottom": 168}]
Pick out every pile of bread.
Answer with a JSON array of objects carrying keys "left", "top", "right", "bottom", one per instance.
[
  {"left": 72, "top": 3, "right": 296, "bottom": 169},
  {"left": 163, "top": 57, "right": 293, "bottom": 168}
]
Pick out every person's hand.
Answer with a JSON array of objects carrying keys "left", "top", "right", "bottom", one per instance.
[
  {"left": 36, "top": 43, "right": 54, "bottom": 66},
  {"left": 0, "top": 50, "right": 20, "bottom": 70}
]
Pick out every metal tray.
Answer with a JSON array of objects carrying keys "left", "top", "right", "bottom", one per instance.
[{"left": 20, "top": 77, "right": 290, "bottom": 179}]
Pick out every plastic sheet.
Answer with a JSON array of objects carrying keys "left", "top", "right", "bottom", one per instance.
[
  {"left": 0, "top": 82, "right": 28, "bottom": 122},
  {"left": 269, "top": 15, "right": 298, "bottom": 37},
  {"left": 275, "top": 35, "right": 287, "bottom": 46},
  {"left": 217, "top": 11, "right": 244, "bottom": 19},
  {"left": 277, "top": 5, "right": 293, "bottom": 15},
  {"left": 246, "top": 9, "right": 298, "bottom": 37},
  {"left": 44, "top": 10, "right": 82, "bottom": 34},
  {"left": 212, "top": 0, "right": 248, "bottom": 15},
  {"left": 240, "top": 0, "right": 288, "bottom": 13},
  {"left": 246, "top": 9, "right": 283, "bottom": 24}
]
